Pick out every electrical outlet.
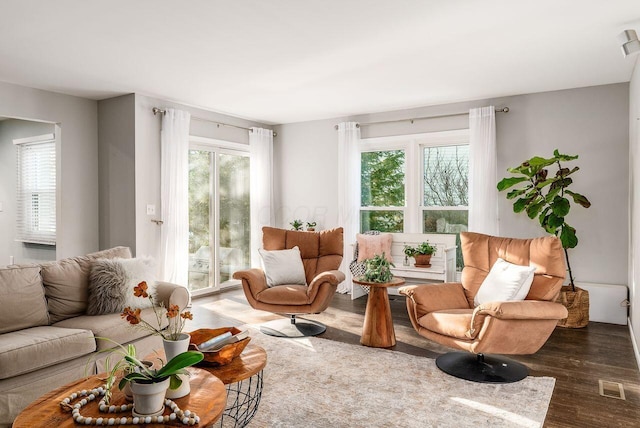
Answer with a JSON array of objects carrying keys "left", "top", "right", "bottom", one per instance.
[{"left": 146, "top": 204, "right": 156, "bottom": 215}]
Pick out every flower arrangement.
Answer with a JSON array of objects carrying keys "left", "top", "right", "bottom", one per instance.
[{"left": 120, "top": 281, "right": 193, "bottom": 341}]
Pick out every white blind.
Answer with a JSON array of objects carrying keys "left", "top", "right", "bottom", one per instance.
[{"left": 14, "top": 134, "right": 56, "bottom": 245}]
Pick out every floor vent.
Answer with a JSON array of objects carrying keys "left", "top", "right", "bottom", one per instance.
[{"left": 599, "top": 380, "right": 626, "bottom": 400}]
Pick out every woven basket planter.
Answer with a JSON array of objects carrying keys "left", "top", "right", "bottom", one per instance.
[{"left": 557, "top": 285, "right": 589, "bottom": 328}]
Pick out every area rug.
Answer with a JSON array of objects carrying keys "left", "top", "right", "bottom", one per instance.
[{"left": 245, "top": 329, "right": 555, "bottom": 428}]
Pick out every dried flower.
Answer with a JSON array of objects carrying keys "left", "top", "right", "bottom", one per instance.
[{"left": 120, "top": 281, "right": 193, "bottom": 341}]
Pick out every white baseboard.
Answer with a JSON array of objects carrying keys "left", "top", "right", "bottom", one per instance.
[{"left": 629, "top": 318, "right": 640, "bottom": 373}]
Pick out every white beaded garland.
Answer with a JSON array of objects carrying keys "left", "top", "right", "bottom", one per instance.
[{"left": 59, "top": 384, "right": 200, "bottom": 425}]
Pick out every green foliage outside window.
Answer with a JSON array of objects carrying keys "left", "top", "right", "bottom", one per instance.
[{"left": 360, "top": 150, "right": 405, "bottom": 232}]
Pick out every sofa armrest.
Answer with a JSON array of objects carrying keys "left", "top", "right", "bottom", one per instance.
[
  {"left": 474, "top": 300, "right": 568, "bottom": 321},
  {"left": 307, "top": 270, "right": 345, "bottom": 301},
  {"left": 155, "top": 281, "right": 190, "bottom": 310},
  {"left": 233, "top": 268, "right": 268, "bottom": 298}
]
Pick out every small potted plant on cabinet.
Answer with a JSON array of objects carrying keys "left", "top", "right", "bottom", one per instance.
[
  {"left": 403, "top": 242, "right": 437, "bottom": 267},
  {"left": 290, "top": 219, "right": 303, "bottom": 231},
  {"left": 306, "top": 221, "right": 317, "bottom": 231}
]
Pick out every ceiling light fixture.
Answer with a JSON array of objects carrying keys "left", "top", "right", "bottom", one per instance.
[{"left": 619, "top": 29, "right": 640, "bottom": 57}]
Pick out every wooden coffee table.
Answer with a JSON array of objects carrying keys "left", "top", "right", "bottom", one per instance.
[
  {"left": 12, "top": 367, "right": 226, "bottom": 427},
  {"left": 353, "top": 277, "right": 405, "bottom": 348},
  {"left": 200, "top": 344, "right": 267, "bottom": 428}
]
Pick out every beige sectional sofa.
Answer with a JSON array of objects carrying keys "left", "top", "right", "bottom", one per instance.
[{"left": 0, "top": 247, "right": 189, "bottom": 427}]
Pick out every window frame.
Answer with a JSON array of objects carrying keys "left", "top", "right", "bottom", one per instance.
[
  {"left": 359, "top": 129, "right": 469, "bottom": 234},
  {"left": 13, "top": 133, "right": 57, "bottom": 245}
]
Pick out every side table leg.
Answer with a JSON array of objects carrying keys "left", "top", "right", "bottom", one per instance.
[{"left": 361, "top": 287, "right": 396, "bottom": 348}]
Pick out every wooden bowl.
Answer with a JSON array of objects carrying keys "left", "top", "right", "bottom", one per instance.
[{"left": 188, "top": 327, "right": 250, "bottom": 367}]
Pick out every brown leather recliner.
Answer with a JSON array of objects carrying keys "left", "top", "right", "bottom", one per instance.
[
  {"left": 399, "top": 232, "right": 568, "bottom": 383},
  {"left": 233, "top": 226, "right": 345, "bottom": 337}
]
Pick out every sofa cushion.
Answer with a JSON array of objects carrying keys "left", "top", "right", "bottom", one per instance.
[
  {"left": 0, "top": 326, "right": 95, "bottom": 379},
  {"left": 256, "top": 284, "right": 310, "bottom": 305},
  {"left": 53, "top": 307, "right": 165, "bottom": 352},
  {"left": 0, "top": 266, "right": 49, "bottom": 334},
  {"left": 42, "top": 246, "right": 132, "bottom": 322},
  {"left": 259, "top": 246, "right": 307, "bottom": 287}
]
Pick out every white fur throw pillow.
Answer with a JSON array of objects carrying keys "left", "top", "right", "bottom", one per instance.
[{"left": 87, "top": 257, "right": 157, "bottom": 315}]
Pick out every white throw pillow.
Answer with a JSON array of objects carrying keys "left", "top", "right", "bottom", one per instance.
[
  {"left": 474, "top": 258, "right": 536, "bottom": 306},
  {"left": 259, "top": 246, "right": 307, "bottom": 287}
]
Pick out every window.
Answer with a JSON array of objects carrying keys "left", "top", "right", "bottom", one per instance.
[
  {"left": 360, "top": 130, "right": 468, "bottom": 269},
  {"left": 188, "top": 137, "right": 251, "bottom": 294},
  {"left": 14, "top": 134, "right": 56, "bottom": 245}
]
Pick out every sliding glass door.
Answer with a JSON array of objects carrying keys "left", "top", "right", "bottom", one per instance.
[{"left": 188, "top": 143, "right": 250, "bottom": 294}]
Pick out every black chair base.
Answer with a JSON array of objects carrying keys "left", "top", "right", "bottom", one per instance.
[
  {"left": 260, "top": 315, "right": 326, "bottom": 338},
  {"left": 435, "top": 352, "right": 529, "bottom": 383}
]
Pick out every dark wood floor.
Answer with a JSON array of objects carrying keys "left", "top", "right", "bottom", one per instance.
[{"left": 188, "top": 288, "right": 640, "bottom": 428}]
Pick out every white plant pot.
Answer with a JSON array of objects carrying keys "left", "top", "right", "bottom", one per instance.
[
  {"left": 122, "top": 361, "right": 153, "bottom": 401},
  {"left": 163, "top": 333, "right": 191, "bottom": 399},
  {"left": 130, "top": 377, "right": 170, "bottom": 417}
]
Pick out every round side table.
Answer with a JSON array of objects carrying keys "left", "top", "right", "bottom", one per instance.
[
  {"left": 200, "top": 344, "right": 267, "bottom": 428},
  {"left": 353, "top": 277, "right": 405, "bottom": 348}
]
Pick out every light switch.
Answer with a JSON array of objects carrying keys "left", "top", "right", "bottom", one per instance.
[{"left": 146, "top": 204, "right": 156, "bottom": 215}]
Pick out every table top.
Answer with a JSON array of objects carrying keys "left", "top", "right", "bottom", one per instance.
[
  {"left": 198, "top": 343, "right": 267, "bottom": 384},
  {"left": 352, "top": 277, "right": 406, "bottom": 288},
  {"left": 12, "top": 367, "right": 226, "bottom": 428}
]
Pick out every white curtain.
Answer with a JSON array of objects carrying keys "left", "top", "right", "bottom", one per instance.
[
  {"left": 468, "top": 106, "right": 499, "bottom": 236},
  {"left": 160, "top": 109, "right": 191, "bottom": 284},
  {"left": 250, "top": 127, "right": 274, "bottom": 267},
  {"left": 337, "top": 122, "right": 361, "bottom": 294}
]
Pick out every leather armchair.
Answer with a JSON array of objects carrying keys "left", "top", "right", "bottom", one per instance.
[
  {"left": 233, "top": 226, "right": 345, "bottom": 337},
  {"left": 399, "top": 232, "right": 568, "bottom": 383}
]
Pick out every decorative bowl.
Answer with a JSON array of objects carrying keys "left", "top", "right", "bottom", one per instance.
[{"left": 188, "top": 327, "right": 250, "bottom": 366}]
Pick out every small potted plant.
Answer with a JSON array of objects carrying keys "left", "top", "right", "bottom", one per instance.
[
  {"left": 360, "top": 253, "right": 395, "bottom": 283},
  {"left": 306, "top": 221, "right": 317, "bottom": 231},
  {"left": 403, "top": 242, "right": 437, "bottom": 267},
  {"left": 118, "top": 350, "right": 204, "bottom": 417},
  {"left": 290, "top": 219, "right": 303, "bottom": 231}
]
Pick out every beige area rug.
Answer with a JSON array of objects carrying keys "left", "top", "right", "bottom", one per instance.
[{"left": 246, "top": 328, "right": 555, "bottom": 428}]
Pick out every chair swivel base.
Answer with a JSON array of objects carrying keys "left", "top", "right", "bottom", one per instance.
[
  {"left": 259, "top": 315, "right": 326, "bottom": 338},
  {"left": 435, "top": 352, "right": 529, "bottom": 383}
]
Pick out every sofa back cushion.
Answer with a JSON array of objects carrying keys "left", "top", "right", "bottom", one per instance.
[
  {"left": 42, "top": 246, "right": 132, "bottom": 322},
  {"left": 0, "top": 266, "right": 49, "bottom": 334}
]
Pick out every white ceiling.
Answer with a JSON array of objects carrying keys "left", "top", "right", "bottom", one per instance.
[{"left": 1, "top": 1, "right": 639, "bottom": 124}]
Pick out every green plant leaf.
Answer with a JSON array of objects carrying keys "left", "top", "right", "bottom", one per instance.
[
  {"left": 497, "top": 176, "right": 528, "bottom": 191},
  {"left": 538, "top": 207, "right": 550, "bottom": 226},
  {"left": 527, "top": 156, "right": 557, "bottom": 169},
  {"left": 551, "top": 197, "right": 570, "bottom": 217},
  {"left": 526, "top": 199, "right": 545, "bottom": 219},
  {"left": 535, "top": 178, "right": 555, "bottom": 189},
  {"left": 547, "top": 213, "right": 564, "bottom": 229},
  {"left": 565, "top": 190, "right": 591, "bottom": 208},
  {"left": 156, "top": 351, "right": 204, "bottom": 378},
  {"left": 545, "top": 186, "right": 561, "bottom": 203},
  {"left": 506, "top": 188, "right": 527, "bottom": 200},
  {"left": 553, "top": 150, "right": 579, "bottom": 162},
  {"left": 560, "top": 224, "right": 578, "bottom": 249},
  {"left": 513, "top": 197, "right": 532, "bottom": 213},
  {"left": 169, "top": 374, "right": 182, "bottom": 390}
]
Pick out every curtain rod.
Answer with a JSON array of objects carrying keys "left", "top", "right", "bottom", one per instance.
[
  {"left": 152, "top": 107, "right": 277, "bottom": 137},
  {"left": 333, "top": 107, "right": 509, "bottom": 130}
]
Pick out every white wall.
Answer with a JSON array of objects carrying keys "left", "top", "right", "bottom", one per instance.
[
  {"left": 97, "top": 94, "right": 136, "bottom": 252},
  {"left": 275, "top": 83, "right": 629, "bottom": 288},
  {"left": 629, "top": 59, "right": 640, "bottom": 357},
  {"left": 0, "top": 81, "right": 99, "bottom": 259}
]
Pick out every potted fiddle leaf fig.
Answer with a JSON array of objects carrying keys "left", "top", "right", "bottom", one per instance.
[{"left": 497, "top": 149, "right": 591, "bottom": 328}]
